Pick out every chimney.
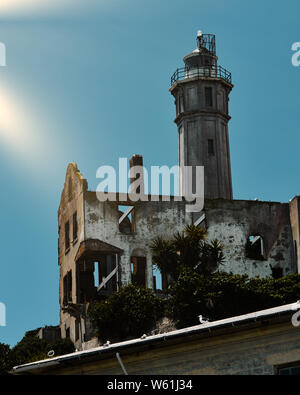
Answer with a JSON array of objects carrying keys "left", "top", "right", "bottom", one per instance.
[{"left": 129, "top": 154, "right": 144, "bottom": 195}]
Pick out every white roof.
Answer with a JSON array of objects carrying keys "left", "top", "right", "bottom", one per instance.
[{"left": 12, "top": 301, "right": 300, "bottom": 373}]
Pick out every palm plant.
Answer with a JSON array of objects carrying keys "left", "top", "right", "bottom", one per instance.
[{"left": 150, "top": 224, "right": 224, "bottom": 282}]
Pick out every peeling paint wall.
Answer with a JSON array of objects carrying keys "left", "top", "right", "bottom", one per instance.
[
  {"left": 84, "top": 192, "right": 192, "bottom": 286},
  {"left": 204, "top": 199, "right": 296, "bottom": 277},
  {"left": 83, "top": 195, "right": 297, "bottom": 282}
]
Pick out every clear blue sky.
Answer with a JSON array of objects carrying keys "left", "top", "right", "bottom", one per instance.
[{"left": 0, "top": 0, "right": 300, "bottom": 347}]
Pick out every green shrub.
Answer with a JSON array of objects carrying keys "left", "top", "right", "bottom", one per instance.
[
  {"left": 88, "top": 284, "right": 164, "bottom": 342},
  {"left": 167, "top": 271, "right": 300, "bottom": 328}
]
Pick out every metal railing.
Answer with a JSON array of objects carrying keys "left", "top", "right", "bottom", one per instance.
[
  {"left": 197, "top": 34, "right": 216, "bottom": 55},
  {"left": 171, "top": 65, "right": 232, "bottom": 85}
]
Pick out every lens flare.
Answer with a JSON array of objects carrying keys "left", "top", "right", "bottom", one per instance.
[
  {"left": 0, "top": 0, "right": 97, "bottom": 16},
  {"left": 0, "top": 84, "right": 40, "bottom": 158},
  {"left": 0, "top": 0, "right": 51, "bottom": 14}
]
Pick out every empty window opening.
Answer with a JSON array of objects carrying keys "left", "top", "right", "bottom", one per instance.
[
  {"left": 73, "top": 212, "right": 78, "bottom": 242},
  {"left": 294, "top": 240, "right": 298, "bottom": 273},
  {"left": 131, "top": 257, "right": 146, "bottom": 287},
  {"left": 246, "top": 235, "right": 265, "bottom": 260},
  {"left": 98, "top": 255, "right": 117, "bottom": 294},
  {"left": 208, "top": 139, "right": 215, "bottom": 156},
  {"left": 63, "top": 276, "right": 67, "bottom": 305},
  {"left": 277, "top": 363, "right": 300, "bottom": 375},
  {"left": 270, "top": 266, "right": 283, "bottom": 279},
  {"left": 77, "top": 261, "right": 96, "bottom": 303},
  {"left": 94, "top": 261, "right": 99, "bottom": 287},
  {"left": 77, "top": 254, "right": 119, "bottom": 303},
  {"left": 84, "top": 256, "right": 118, "bottom": 298},
  {"left": 153, "top": 265, "right": 162, "bottom": 291},
  {"left": 65, "top": 221, "right": 70, "bottom": 251},
  {"left": 205, "top": 87, "right": 213, "bottom": 107},
  {"left": 75, "top": 320, "right": 80, "bottom": 341},
  {"left": 63, "top": 270, "right": 72, "bottom": 305},
  {"left": 118, "top": 205, "right": 135, "bottom": 234}
]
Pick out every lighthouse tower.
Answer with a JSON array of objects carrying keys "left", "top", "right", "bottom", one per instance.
[{"left": 170, "top": 31, "right": 233, "bottom": 200}]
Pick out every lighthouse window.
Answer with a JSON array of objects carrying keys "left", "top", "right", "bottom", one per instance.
[
  {"left": 188, "top": 87, "right": 197, "bottom": 106},
  {"left": 205, "top": 87, "right": 213, "bottom": 107},
  {"left": 208, "top": 139, "right": 215, "bottom": 155}
]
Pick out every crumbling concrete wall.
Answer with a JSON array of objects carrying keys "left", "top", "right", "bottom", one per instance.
[
  {"left": 58, "top": 163, "right": 87, "bottom": 341},
  {"left": 204, "top": 199, "right": 296, "bottom": 277},
  {"left": 84, "top": 194, "right": 297, "bottom": 281},
  {"left": 289, "top": 196, "right": 300, "bottom": 273},
  {"left": 84, "top": 192, "right": 192, "bottom": 287}
]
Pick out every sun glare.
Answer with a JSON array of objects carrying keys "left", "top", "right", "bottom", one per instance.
[
  {"left": 0, "top": 0, "right": 75, "bottom": 16},
  {"left": 0, "top": 0, "right": 97, "bottom": 15},
  {"left": 0, "top": 85, "right": 40, "bottom": 157},
  {"left": 0, "top": 0, "right": 44, "bottom": 12}
]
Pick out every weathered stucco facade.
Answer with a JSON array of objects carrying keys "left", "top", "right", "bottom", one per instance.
[{"left": 204, "top": 199, "right": 297, "bottom": 278}]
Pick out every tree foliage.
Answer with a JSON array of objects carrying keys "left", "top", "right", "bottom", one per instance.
[
  {"left": 167, "top": 270, "right": 300, "bottom": 328},
  {"left": 0, "top": 329, "right": 75, "bottom": 375},
  {"left": 88, "top": 284, "right": 164, "bottom": 342},
  {"left": 0, "top": 343, "right": 11, "bottom": 375}
]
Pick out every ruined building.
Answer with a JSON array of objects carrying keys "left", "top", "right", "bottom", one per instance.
[{"left": 58, "top": 32, "right": 300, "bottom": 349}]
